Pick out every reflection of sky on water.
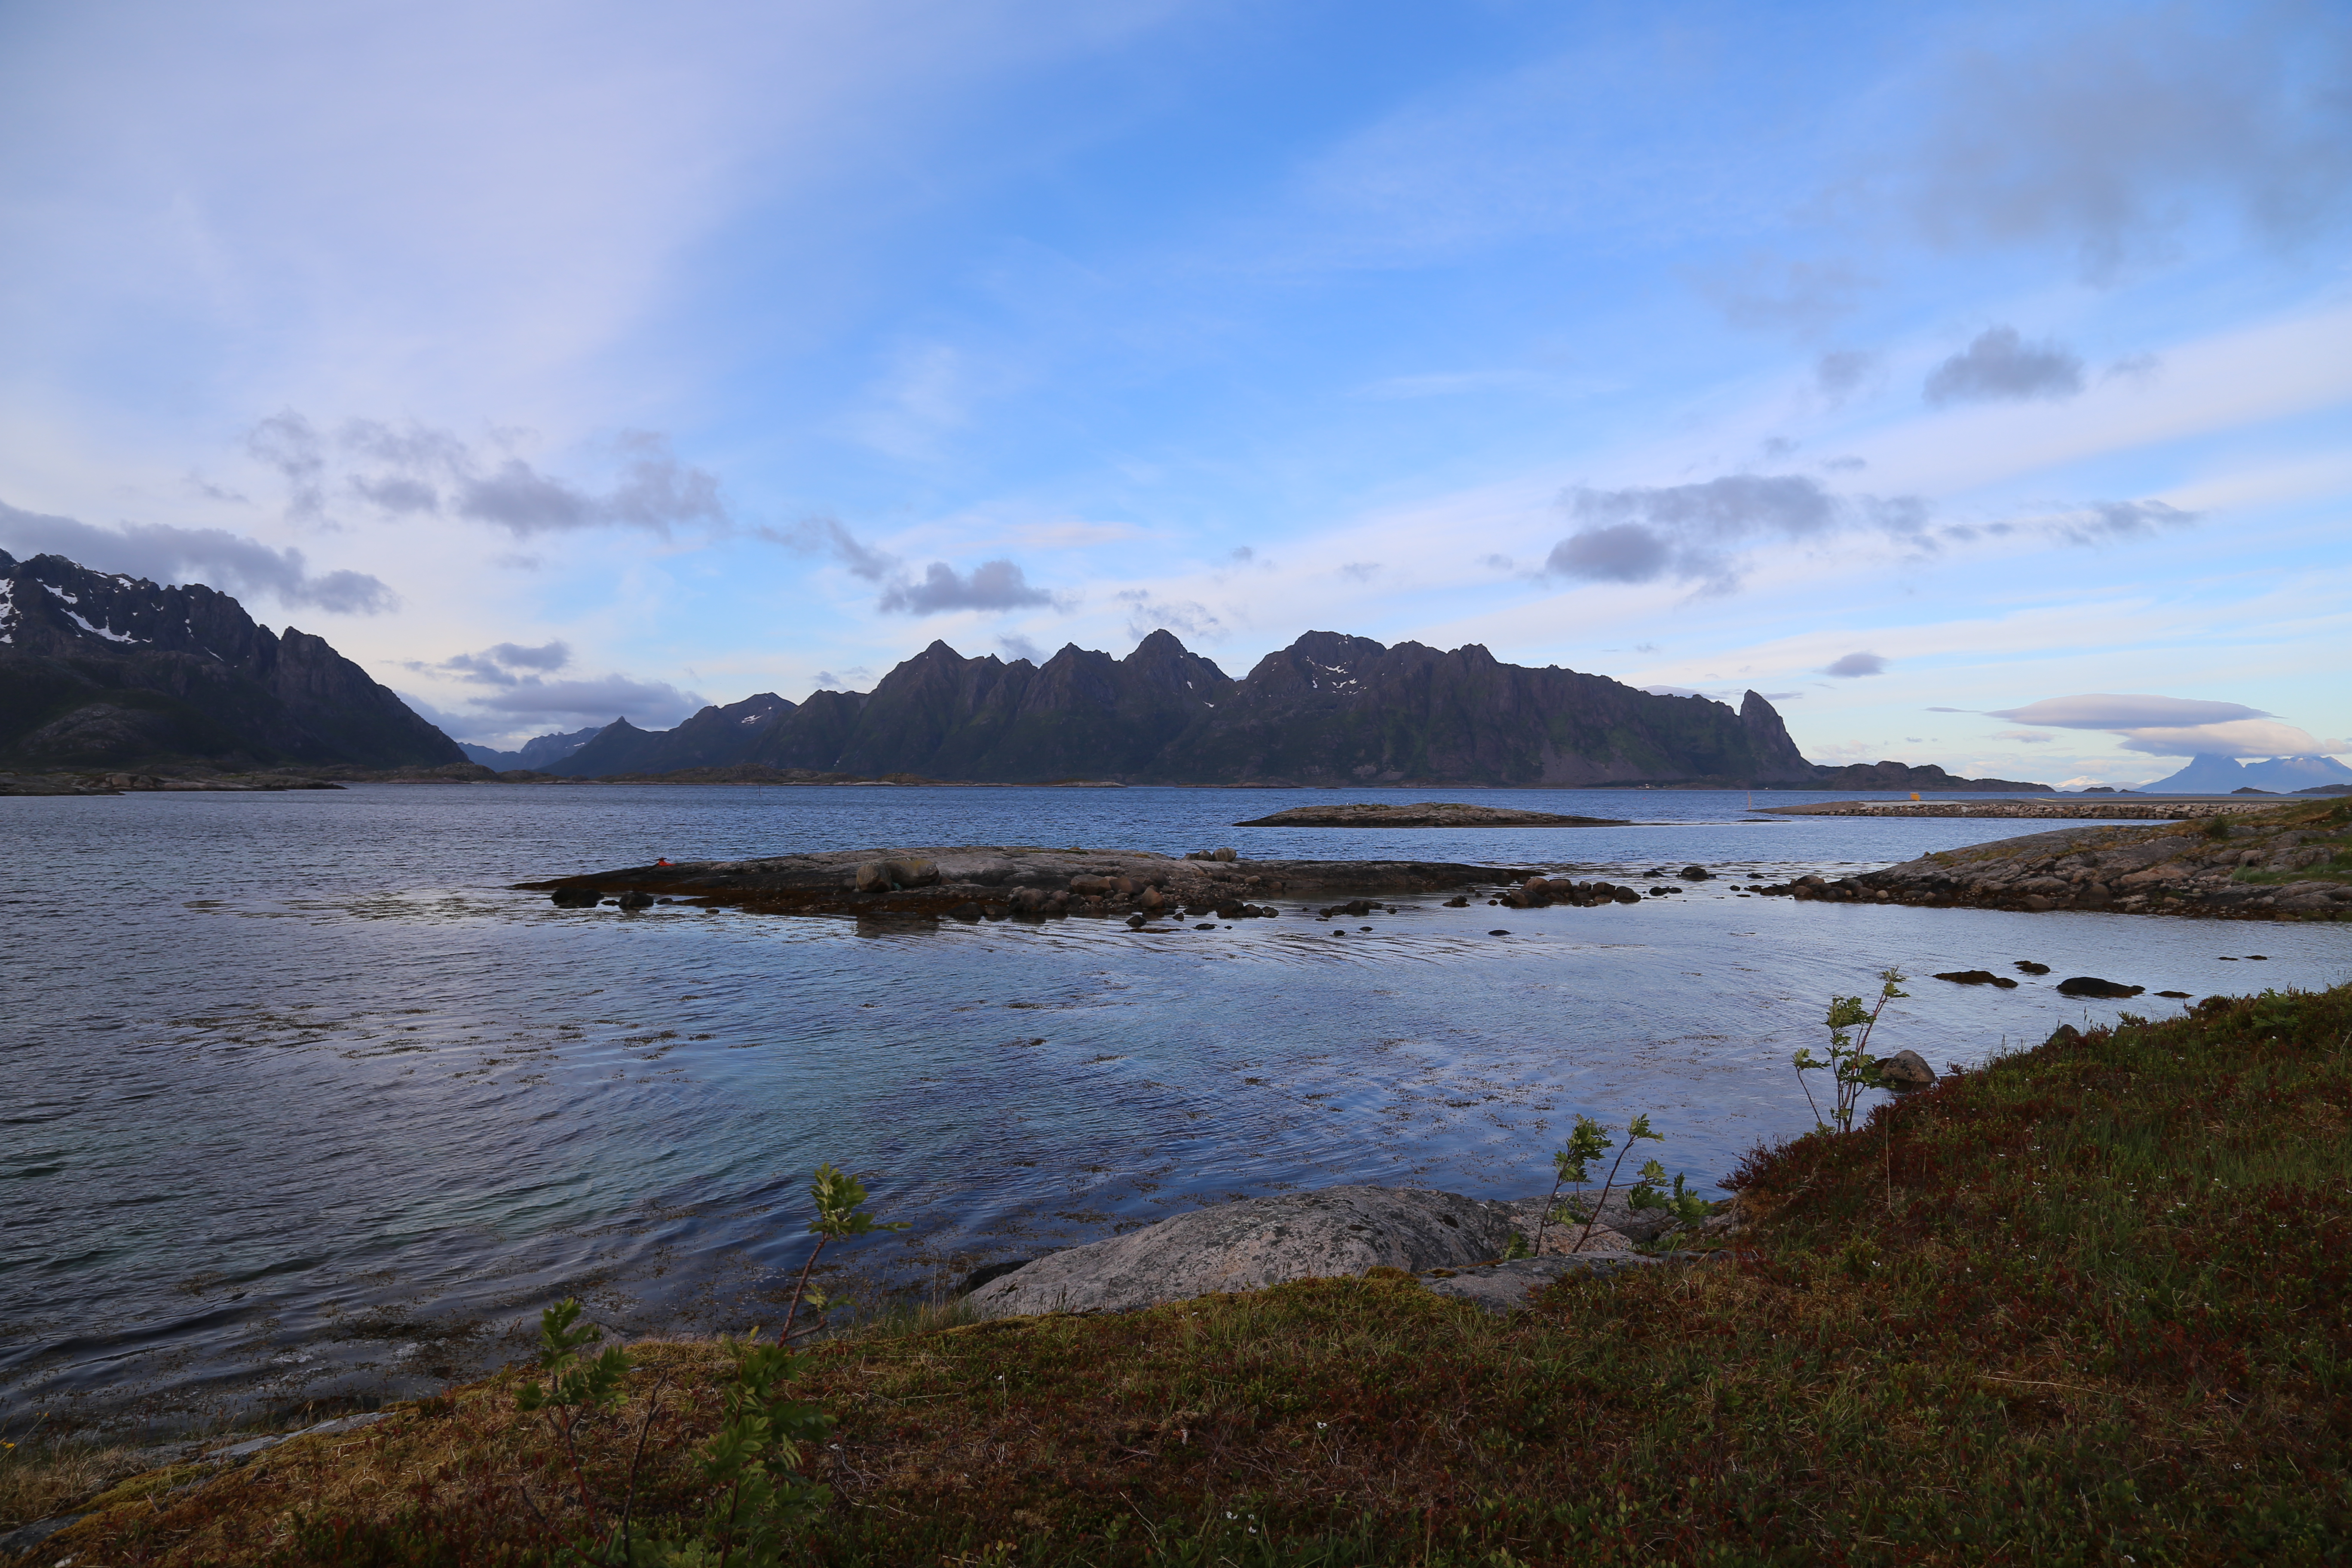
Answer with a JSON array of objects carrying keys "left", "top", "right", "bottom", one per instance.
[{"left": 6, "top": 784, "right": 2345, "bottom": 1430}]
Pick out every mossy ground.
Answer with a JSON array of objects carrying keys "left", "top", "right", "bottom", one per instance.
[{"left": 15, "top": 983, "right": 2352, "bottom": 1566}]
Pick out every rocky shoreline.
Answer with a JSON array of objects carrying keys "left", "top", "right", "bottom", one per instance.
[
  {"left": 1233, "top": 801, "right": 1629, "bottom": 827},
  {"left": 1739, "top": 797, "right": 2352, "bottom": 921},
  {"left": 521, "top": 845, "right": 1546, "bottom": 920},
  {"left": 1758, "top": 798, "right": 2281, "bottom": 820},
  {"left": 0, "top": 770, "right": 347, "bottom": 796}
]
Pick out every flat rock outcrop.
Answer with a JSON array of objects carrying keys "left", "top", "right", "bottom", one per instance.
[
  {"left": 521, "top": 846, "right": 1534, "bottom": 918},
  {"left": 1761, "top": 799, "right": 2275, "bottom": 820},
  {"left": 966, "top": 1186, "right": 1614, "bottom": 1318},
  {"left": 1740, "top": 798, "right": 2352, "bottom": 922},
  {"left": 1234, "top": 802, "right": 1628, "bottom": 828}
]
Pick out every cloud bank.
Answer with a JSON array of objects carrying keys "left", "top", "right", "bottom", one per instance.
[
  {"left": 253, "top": 414, "right": 729, "bottom": 538},
  {"left": 1544, "top": 474, "right": 1928, "bottom": 590},
  {"left": 0, "top": 500, "right": 396, "bottom": 614},
  {"left": 1922, "top": 326, "right": 2085, "bottom": 405},
  {"left": 1985, "top": 693, "right": 2345, "bottom": 758}
]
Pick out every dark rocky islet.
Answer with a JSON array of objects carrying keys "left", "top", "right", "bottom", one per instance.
[
  {"left": 522, "top": 846, "right": 1547, "bottom": 919},
  {"left": 1232, "top": 801, "right": 1629, "bottom": 827}
]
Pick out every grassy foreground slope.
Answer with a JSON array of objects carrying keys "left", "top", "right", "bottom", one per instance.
[{"left": 15, "top": 984, "right": 2352, "bottom": 1565}]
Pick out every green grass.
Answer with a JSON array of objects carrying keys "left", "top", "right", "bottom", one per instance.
[{"left": 30, "top": 985, "right": 2352, "bottom": 1565}]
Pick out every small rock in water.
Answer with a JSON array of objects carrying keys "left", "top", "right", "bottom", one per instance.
[
  {"left": 1678, "top": 865, "right": 1712, "bottom": 880},
  {"left": 1125, "top": 913, "right": 1148, "bottom": 929},
  {"left": 1444, "top": 895, "right": 1469, "bottom": 907},
  {"left": 1877, "top": 1048, "right": 1937, "bottom": 1087},
  {"left": 2013, "top": 960, "right": 2051, "bottom": 975},
  {"left": 2155, "top": 990, "right": 2191, "bottom": 998},
  {"left": 550, "top": 887, "right": 600, "bottom": 907},
  {"left": 2055, "top": 976, "right": 2144, "bottom": 998},
  {"left": 1932, "top": 969, "right": 2018, "bottom": 988},
  {"left": 1488, "top": 928, "right": 1511, "bottom": 936},
  {"left": 2244, "top": 954, "right": 2269, "bottom": 960}
]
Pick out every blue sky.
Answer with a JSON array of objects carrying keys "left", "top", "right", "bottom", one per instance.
[{"left": 1, "top": 0, "right": 2346, "bottom": 783}]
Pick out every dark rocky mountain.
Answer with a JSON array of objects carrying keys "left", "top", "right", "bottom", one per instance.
[
  {"left": 0, "top": 550, "right": 462, "bottom": 771},
  {"left": 1812, "top": 760, "right": 2051, "bottom": 793},
  {"left": 542, "top": 629, "right": 1832, "bottom": 787},
  {"left": 545, "top": 693, "right": 798, "bottom": 777},
  {"left": 459, "top": 726, "right": 602, "bottom": 770}
]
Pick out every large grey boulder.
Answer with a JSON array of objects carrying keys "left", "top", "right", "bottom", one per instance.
[{"left": 966, "top": 1186, "right": 1531, "bottom": 1317}]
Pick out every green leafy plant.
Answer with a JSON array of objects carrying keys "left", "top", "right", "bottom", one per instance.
[
  {"left": 1626, "top": 1159, "right": 1712, "bottom": 1241},
  {"left": 1793, "top": 968, "right": 1908, "bottom": 1133},
  {"left": 515, "top": 1299, "right": 638, "bottom": 1550},
  {"left": 1531, "top": 1114, "right": 1613, "bottom": 1256},
  {"left": 632, "top": 1339, "right": 833, "bottom": 1568},
  {"left": 776, "top": 1164, "right": 909, "bottom": 1345},
  {"left": 1524, "top": 1114, "right": 1693, "bottom": 1250}
]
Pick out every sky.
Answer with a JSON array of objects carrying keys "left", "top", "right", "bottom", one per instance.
[{"left": 1, "top": 0, "right": 2346, "bottom": 785}]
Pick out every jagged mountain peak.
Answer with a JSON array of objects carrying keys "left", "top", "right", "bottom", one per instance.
[{"left": 538, "top": 627, "right": 1829, "bottom": 786}]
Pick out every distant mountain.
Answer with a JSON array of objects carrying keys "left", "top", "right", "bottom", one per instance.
[
  {"left": 543, "top": 629, "right": 1840, "bottom": 787},
  {"left": 1812, "top": 760, "right": 2051, "bottom": 793},
  {"left": 459, "top": 726, "right": 603, "bottom": 771},
  {"left": 0, "top": 550, "right": 462, "bottom": 771},
  {"left": 2138, "top": 754, "right": 2352, "bottom": 793}
]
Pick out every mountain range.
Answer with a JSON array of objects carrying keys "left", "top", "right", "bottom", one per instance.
[
  {"left": 0, "top": 549, "right": 2064, "bottom": 789},
  {"left": 2135, "top": 754, "right": 2352, "bottom": 793},
  {"left": 458, "top": 727, "right": 601, "bottom": 771},
  {"left": 530, "top": 630, "right": 2045, "bottom": 790},
  {"left": 0, "top": 550, "right": 463, "bottom": 771}
]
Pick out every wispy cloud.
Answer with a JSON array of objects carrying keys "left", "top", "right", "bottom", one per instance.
[{"left": 0, "top": 499, "right": 396, "bottom": 614}]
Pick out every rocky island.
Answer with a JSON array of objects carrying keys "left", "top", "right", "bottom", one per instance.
[
  {"left": 1233, "top": 801, "right": 1628, "bottom": 827},
  {"left": 520, "top": 845, "right": 1539, "bottom": 919}
]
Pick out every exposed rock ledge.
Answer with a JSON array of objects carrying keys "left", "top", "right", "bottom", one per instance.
[
  {"left": 519, "top": 846, "right": 1537, "bottom": 919},
  {"left": 965, "top": 1186, "right": 1684, "bottom": 1320},
  {"left": 1760, "top": 798, "right": 2279, "bottom": 821},
  {"left": 1234, "top": 802, "right": 1629, "bottom": 828},
  {"left": 1742, "top": 798, "right": 2352, "bottom": 922}
]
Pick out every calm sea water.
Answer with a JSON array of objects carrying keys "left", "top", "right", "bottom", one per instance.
[{"left": 6, "top": 784, "right": 2347, "bottom": 1433}]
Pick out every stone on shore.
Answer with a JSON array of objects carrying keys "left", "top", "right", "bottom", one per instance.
[{"left": 1877, "top": 1048, "right": 1938, "bottom": 1087}]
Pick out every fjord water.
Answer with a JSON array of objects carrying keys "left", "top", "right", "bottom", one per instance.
[{"left": 7, "top": 784, "right": 2347, "bottom": 1432}]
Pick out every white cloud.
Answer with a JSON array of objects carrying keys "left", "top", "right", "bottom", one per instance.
[
  {"left": 2113, "top": 719, "right": 2343, "bottom": 758},
  {"left": 1986, "top": 694, "right": 2269, "bottom": 729},
  {"left": 1821, "top": 651, "right": 1887, "bottom": 677}
]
